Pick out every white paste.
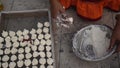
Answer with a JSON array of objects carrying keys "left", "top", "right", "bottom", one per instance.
[
  {"left": 39, "top": 52, "right": 45, "bottom": 58},
  {"left": 37, "top": 22, "right": 43, "bottom": 28},
  {"left": 46, "top": 46, "right": 51, "bottom": 51},
  {"left": 34, "top": 39, "right": 40, "bottom": 46},
  {"left": 11, "top": 55, "right": 17, "bottom": 61},
  {"left": 45, "top": 34, "right": 51, "bottom": 39},
  {"left": 9, "top": 31, "right": 15, "bottom": 37},
  {"left": 18, "top": 54, "right": 24, "bottom": 60},
  {"left": 47, "top": 58, "right": 54, "bottom": 65},
  {"left": 2, "top": 31, "right": 8, "bottom": 37},
  {"left": 39, "top": 58, "right": 46, "bottom": 64},
  {"left": 40, "top": 39, "right": 46, "bottom": 46},
  {"left": 31, "top": 45, "right": 37, "bottom": 51},
  {"left": 32, "top": 58, "right": 38, "bottom": 65},
  {"left": 11, "top": 47, "right": 17, "bottom": 54},
  {"left": 44, "top": 22, "right": 50, "bottom": 27},
  {"left": 26, "top": 53, "right": 32, "bottom": 59},
  {"left": 47, "top": 52, "right": 52, "bottom": 58},
  {"left": 13, "top": 41, "right": 19, "bottom": 48},
  {"left": 2, "top": 62, "right": 8, "bottom": 68},
  {"left": 17, "top": 60, "right": 24, "bottom": 67},
  {"left": 24, "top": 59, "right": 31, "bottom": 66},
  {"left": 4, "top": 48, "right": 10, "bottom": 54},
  {"left": 2, "top": 55, "right": 9, "bottom": 62},
  {"left": 46, "top": 40, "right": 52, "bottom": 46},
  {"left": 18, "top": 48, "right": 24, "bottom": 54},
  {"left": 38, "top": 34, "right": 44, "bottom": 40},
  {"left": 43, "top": 27, "right": 49, "bottom": 33},
  {"left": 25, "top": 47, "right": 31, "bottom": 53},
  {"left": 23, "top": 29, "right": 29, "bottom": 35},
  {"left": 16, "top": 30, "right": 23, "bottom": 36},
  {"left": 38, "top": 45, "right": 44, "bottom": 51},
  {"left": 9, "top": 62, "right": 16, "bottom": 68},
  {"left": 33, "top": 51, "right": 39, "bottom": 57}
]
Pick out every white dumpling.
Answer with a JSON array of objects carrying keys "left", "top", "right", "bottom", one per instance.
[
  {"left": 4, "top": 48, "right": 10, "bottom": 54},
  {"left": 11, "top": 36, "right": 18, "bottom": 42},
  {"left": 38, "top": 45, "right": 44, "bottom": 51},
  {"left": 11, "top": 47, "right": 17, "bottom": 54},
  {"left": 39, "top": 52, "right": 45, "bottom": 58},
  {"left": 13, "top": 41, "right": 19, "bottom": 48},
  {"left": 2, "top": 55, "right": 9, "bottom": 62},
  {"left": 23, "top": 29, "right": 29, "bottom": 35},
  {"left": 37, "top": 22, "right": 43, "bottom": 28},
  {"left": 40, "top": 39, "right": 46, "bottom": 46},
  {"left": 40, "top": 65, "right": 45, "bottom": 68},
  {"left": 31, "top": 34, "right": 37, "bottom": 39},
  {"left": 5, "top": 36, "right": 11, "bottom": 42},
  {"left": 46, "top": 40, "right": 52, "bottom": 46},
  {"left": 18, "top": 48, "right": 24, "bottom": 54},
  {"left": 0, "top": 43, "right": 3, "bottom": 49},
  {"left": 26, "top": 53, "right": 32, "bottom": 59},
  {"left": 33, "top": 51, "right": 39, "bottom": 57},
  {"left": 47, "top": 65, "right": 54, "bottom": 68},
  {"left": 32, "top": 66, "right": 37, "bottom": 68},
  {"left": 2, "top": 62, "right": 8, "bottom": 68},
  {"left": 9, "top": 31, "right": 15, "bottom": 37},
  {"left": 47, "top": 58, "right": 54, "bottom": 65},
  {"left": 25, "top": 47, "right": 31, "bottom": 53},
  {"left": 36, "top": 28, "right": 42, "bottom": 34},
  {"left": 24, "top": 35, "right": 29, "bottom": 39},
  {"left": 18, "top": 36, "right": 23, "bottom": 42},
  {"left": 44, "top": 22, "right": 50, "bottom": 27},
  {"left": 34, "top": 39, "right": 40, "bottom": 46},
  {"left": 11, "top": 55, "right": 17, "bottom": 61},
  {"left": 18, "top": 54, "right": 24, "bottom": 60},
  {"left": 17, "top": 60, "right": 24, "bottom": 67},
  {"left": 38, "top": 34, "right": 44, "bottom": 40},
  {"left": 44, "top": 34, "right": 51, "bottom": 39},
  {"left": 43, "top": 27, "right": 49, "bottom": 33},
  {"left": 39, "top": 58, "right": 46, "bottom": 64},
  {"left": 46, "top": 46, "right": 51, "bottom": 52},
  {"left": 31, "top": 45, "right": 37, "bottom": 51},
  {"left": 2, "top": 31, "right": 8, "bottom": 37},
  {"left": 0, "top": 50, "right": 3, "bottom": 55},
  {"left": 24, "top": 59, "right": 31, "bottom": 66},
  {"left": 32, "top": 58, "right": 38, "bottom": 65},
  {"left": 16, "top": 30, "right": 23, "bottom": 36},
  {"left": 6, "top": 41, "right": 12, "bottom": 48},
  {"left": 30, "top": 28, "right": 36, "bottom": 34},
  {"left": 47, "top": 52, "right": 52, "bottom": 58},
  {"left": 0, "top": 37, "right": 4, "bottom": 43},
  {"left": 9, "top": 62, "right": 16, "bottom": 68}
]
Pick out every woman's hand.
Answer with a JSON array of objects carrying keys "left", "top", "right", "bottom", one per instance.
[
  {"left": 109, "top": 14, "right": 120, "bottom": 52},
  {"left": 50, "top": 0, "right": 65, "bottom": 18}
]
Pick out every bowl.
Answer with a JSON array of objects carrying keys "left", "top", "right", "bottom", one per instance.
[{"left": 73, "top": 25, "right": 116, "bottom": 61}]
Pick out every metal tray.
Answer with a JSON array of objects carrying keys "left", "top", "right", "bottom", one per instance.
[{"left": 0, "top": 9, "right": 56, "bottom": 68}]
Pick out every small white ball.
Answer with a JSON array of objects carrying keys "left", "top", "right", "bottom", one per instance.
[
  {"left": 2, "top": 55, "right": 9, "bottom": 62},
  {"left": 31, "top": 34, "right": 37, "bottom": 40},
  {"left": 38, "top": 45, "right": 44, "bottom": 51},
  {"left": 0, "top": 37, "right": 4, "bottom": 43},
  {"left": 9, "top": 62, "right": 16, "bottom": 68},
  {"left": 18, "top": 36, "right": 23, "bottom": 42},
  {"left": 24, "top": 35, "right": 29, "bottom": 39},
  {"left": 25, "top": 47, "right": 31, "bottom": 53},
  {"left": 0, "top": 49, "right": 3, "bottom": 55},
  {"left": 0, "top": 43, "right": 3, "bottom": 49},
  {"left": 9, "top": 31, "right": 15, "bottom": 37},
  {"left": 39, "top": 52, "right": 45, "bottom": 58},
  {"left": 30, "top": 28, "right": 36, "bottom": 34},
  {"left": 24, "top": 59, "right": 31, "bottom": 66},
  {"left": 6, "top": 41, "right": 12, "bottom": 48},
  {"left": 36, "top": 28, "right": 42, "bottom": 34},
  {"left": 46, "top": 52, "right": 52, "bottom": 58},
  {"left": 4, "top": 48, "right": 10, "bottom": 54},
  {"left": 33, "top": 51, "right": 39, "bottom": 58},
  {"left": 20, "top": 41, "right": 27, "bottom": 47},
  {"left": 13, "top": 41, "right": 19, "bottom": 48},
  {"left": 40, "top": 65, "right": 45, "bottom": 68},
  {"left": 2, "top": 62, "right": 8, "bottom": 68},
  {"left": 34, "top": 39, "right": 40, "bottom": 46},
  {"left": 32, "top": 58, "right": 38, "bottom": 65},
  {"left": 46, "top": 40, "right": 52, "bottom": 46},
  {"left": 5, "top": 36, "right": 11, "bottom": 42},
  {"left": 44, "top": 34, "right": 51, "bottom": 39},
  {"left": 16, "top": 30, "right": 23, "bottom": 36},
  {"left": 47, "top": 58, "right": 54, "bottom": 65},
  {"left": 32, "top": 66, "right": 37, "bottom": 68},
  {"left": 47, "top": 65, "right": 54, "bottom": 68},
  {"left": 31, "top": 45, "right": 37, "bottom": 51},
  {"left": 11, "top": 47, "right": 17, "bottom": 54},
  {"left": 18, "top": 54, "right": 24, "bottom": 60},
  {"left": 44, "top": 22, "right": 50, "bottom": 27},
  {"left": 26, "top": 53, "right": 32, "bottom": 59},
  {"left": 2, "top": 31, "right": 8, "bottom": 38},
  {"left": 11, "top": 55, "right": 17, "bottom": 61},
  {"left": 46, "top": 46, "right": 51, "bottom": 52},
  {"left": 37, "top": 22, "right": 43, "bottom": 28},
  {"left": 17, "top": 60, "right": 24, "bottom": 67},
  {"left": 38, "top": 34, "right": 44, "bottom": 40},
  {"left": 39, "top": 58, "right": 46, "bottom": 64},
  {"left": 18, "top": 48, "right": 24, "bottom": 54},
  {"left": 43, "top": 27, "right": 49, "bottom": 33},
  {"left": 23, "top": 29, "right": 29, "bottom": 35},
  {"left": 40, "top": 39, "right": 46, "bottom": 46},
  {"left": 11, "top": 36, "right": 18, "bottom": 42}
]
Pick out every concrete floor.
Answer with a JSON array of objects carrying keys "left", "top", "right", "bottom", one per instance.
[{"left": 1, "top": 0, "right": 120, "bottom": 68}]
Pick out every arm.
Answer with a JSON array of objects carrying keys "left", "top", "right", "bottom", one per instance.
[
  {"left": 50, "top": 0, "right": 65, "bottom": 18},
  {"left": 109, "top": 14, "right": 120, "bottom": 52}
]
